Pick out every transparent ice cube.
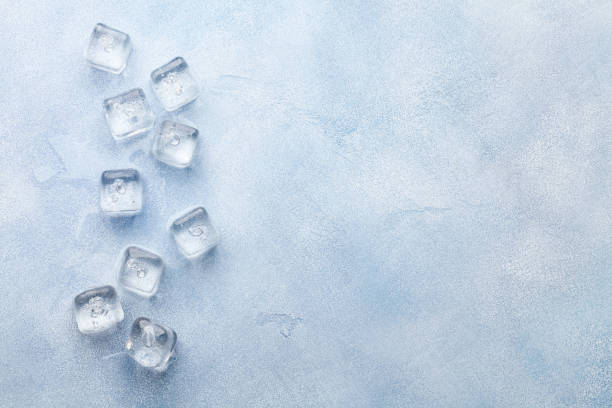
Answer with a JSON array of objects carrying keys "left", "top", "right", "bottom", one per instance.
[
  {"left": 118, "top": 246, "right": 164, "bottom": 297},
  {"left": 150, "top": 57, "right": 199, "bottom": 111},
  {"left": 85, "top": 23, "right": 132, "bottom": 74},
  {"left": 151, "top": 120, "right": 199, "bottom": 168},
  {"left": 103, "top": 88, "right": 154, "bottom": 141},
  {"left": 126, "top": 317, "right": 177, "bottom": 372},
  {"left": 170, "top": 206, "right": 219, "bottom": 259},
  {"left": 100, "top": 169, "right": 143, "bottom": 216},
  {"left": 74, "top": 286, "right": 124, "bottom": 334}
]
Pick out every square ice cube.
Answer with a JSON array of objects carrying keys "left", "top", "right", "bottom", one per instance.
[
  {"left": 150, "top": 57, "right": 199, "bottom": 111},
  {"left": 151, "top": 120, "right": 199, "bottom": 168},
  {"left": 85, "top": 23, "right": 132, "bottom": 74},
  {"left": 126, "top": 317, "right": 177, "bottom": 372},
  {"left": 118, "top": 246, "right": 164, "bottom": 297},
  {"left": 103, "top": 88, "right": 155, "bottom": 141},
  {"left": 170, "top": 206, "right": 219, "bottom": 259},
  {"left": 100, "top": 169, "right": 143, "bottom": 216},
  {"left": 74, "top": 286, "right": 124, "bottom": 334}
]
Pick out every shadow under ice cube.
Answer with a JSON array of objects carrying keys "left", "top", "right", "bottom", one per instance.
[
  {"left": 170, "top": 206, "right": 219, "bottom": 259},
  {"left": 151, "top": 57, "right": 199, "bottom": 111},
  {"left": 74, "top": 286, "right": 124, "bottom": 334},
  {"left": 100, "top": 168, "right": 143, "bottom": 216},
  {"left": 126, "top": 317, "right": 177, "bottom": 373},
  {"left": 103, "top": 88, "right": 154, "bottom": 141},
  {"left": 151, "top": 120, "right": 199, "bottom": 168},
  {"left": 118, "top": 246, "right": 164, "bottom": 297},
  {"left": 85, "top": 23, "right": 132, "bottom": 74}
]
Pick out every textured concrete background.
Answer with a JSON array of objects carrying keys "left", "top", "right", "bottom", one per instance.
[{"left": 0, "top": 1, "right": 610, "bottom": 407}]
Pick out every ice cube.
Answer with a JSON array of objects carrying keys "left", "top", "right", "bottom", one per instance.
[
  {"left": 150, "top": 57, "right": 199, "bottom": 111},
  {"left": 126, "top": 317, "right": 177, "bottom": 372},
  {"left": 103, "top": 88, "right": 154, "bottom": 141},
  {"left": 85, "top": 23, "right": 132, "bottom": 74},
  {"left": 170, "top": 206, "right": 218, "bottom": 259},
  {"left": 100, "top": 169, "right": 143, "bottom": 216},
  {"left": 151, "top": 120, "right": 199, "bottom": 168},
  {"left": 118, "top": 246, "right": 164, "bottom": 297},
  {"left": 74, "top": 286, "right": 124, "bottom": 334}
]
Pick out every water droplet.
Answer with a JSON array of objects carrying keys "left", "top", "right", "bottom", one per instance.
[
  {"left": 175, "top": 86, "right": 184, "bottom": 96},
  {"left": 188, "top": 225, "right": 205, "bottom": 236},
  {"left": 136, "top": 267, "right": 147, "bottom": 278}
]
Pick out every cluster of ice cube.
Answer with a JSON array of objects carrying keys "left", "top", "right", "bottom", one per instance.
[
  {"left": 87, "top": 22, "right": 201, "bottom": 168},
  {"left": 74, "top": 23, "right": 220, "bottom": 373}
]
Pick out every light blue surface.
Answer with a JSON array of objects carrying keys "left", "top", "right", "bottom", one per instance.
[{"left": 0, "top": 1, "right": 611, "bottom": 407}]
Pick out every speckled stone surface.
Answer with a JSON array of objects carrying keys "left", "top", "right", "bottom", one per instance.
[{"left": 0, "top": 1, "right": 610, "bottom": 407}]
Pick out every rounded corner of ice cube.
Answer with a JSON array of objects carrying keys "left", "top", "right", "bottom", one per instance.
[
  {"left": 120, "top": 282, "right": 158, "bottom": 298},
  {"left": 117, "top": 125, "right": 154, "bottom": 142},
  {"left": 108, "top": 128, "right": 125, "bottom": 142},
  {"left": 102, "top": 95, "right": 114, "bottom": 109},
  {"left": 100, "top": 197, "right": 143, "bottom": 217},
  {"left": 187, "top": 242, "right": 219, "bottom": 261},
  {"left": 120, "top": 244, "right": 137, "bottom": 254},
  {"left": 167, "top": 205, "right": 205, "bottom": 227},
  {"left": 116, "top": 244, "right": 131, "bottom": 262},
  {"left": 173, "top": 159, "right": 193, "bottom": 169},
  {"left": 171, "top": 95, "right": 200, "bottom": 113},
  {"left": 111, "top": 60, "right": 129, "bottom": 75},
  {"left": 142, "top": 283, "right": 161, "bottom": 298},
  {"left": 163, "top": 104, "right": 180, "bottom": 113},
  {"left": 103, "top": 206, "right": 143, "bottom": 218}
]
